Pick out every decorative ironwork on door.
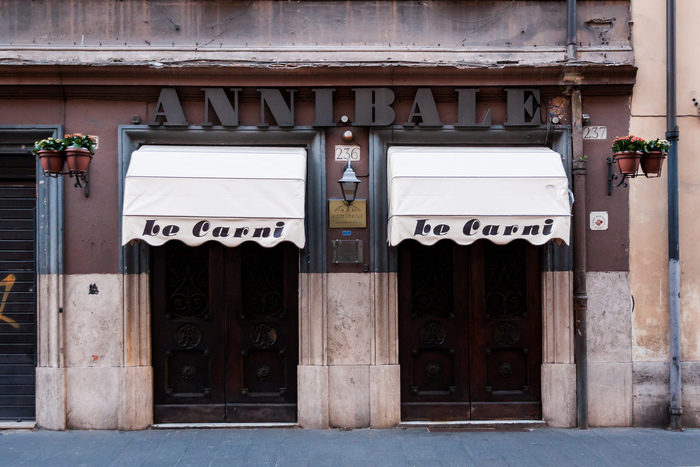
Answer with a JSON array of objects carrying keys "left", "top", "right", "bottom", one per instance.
[
  {"left": 152, "top": 241, "right": 298, "bottom": 423},
  {"left": 399, "top": 239, "right": 541, "bottom": 421},
  {"left": 399, "top": 240, "right": 470, "bottom": 421}
]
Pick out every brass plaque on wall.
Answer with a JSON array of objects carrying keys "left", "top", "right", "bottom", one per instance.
[{"left": 328, "top": 200, "right": 367, "bottom": 229}]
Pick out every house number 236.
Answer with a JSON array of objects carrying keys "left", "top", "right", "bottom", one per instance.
[{"left": 335, "top": 145, "right": 361, "bottom": 161}]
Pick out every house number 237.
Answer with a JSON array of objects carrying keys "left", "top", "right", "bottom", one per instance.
[{"left": 582, "top": 126, "right": 607, "bottom": 140}]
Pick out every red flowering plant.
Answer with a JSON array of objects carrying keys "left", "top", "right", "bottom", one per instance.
[
  {"left": 611, "top": 135, "right": 645, "bottom": 154},
  {"left": 63, "top": 133, "right": 96, "bottom": 154}
]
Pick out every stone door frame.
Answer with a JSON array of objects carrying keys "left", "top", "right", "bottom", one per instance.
[
  {"left": 0, "top": 126, "right": 64, "bottom": 429},
  {"left": 117, "top": 126, "right": 325, "bottom": 429},
  {"left": 368, "top": 126, "right": 577, "bottom": 427}
]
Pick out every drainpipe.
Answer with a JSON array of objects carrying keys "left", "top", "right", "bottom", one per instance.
[
  {"left": 567, "top": 0, "right": 577, "bottom": 61},
  {"left": 666, "top": 0, "right": 682, "bottom": 432},
  {"left": 572, "top": 89, "right": 588, "bottom": 429}
]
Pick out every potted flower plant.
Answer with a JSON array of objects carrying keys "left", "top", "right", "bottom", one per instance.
[
  {"left": 611, "top": 135, "right": 645, "bottom": 176},
  {"left": 641, "top": 138, "right": 669, "bottom": 178},
  {"left": 33, "top": 137, "right": 67, "bottom": 174},
  {"left": 63, "top": 133, "right": 95, "bottom": 174}
]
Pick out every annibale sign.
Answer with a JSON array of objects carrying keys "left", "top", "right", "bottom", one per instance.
[{"left": 148, "top": 87, "right": 542, "bottom": 129}]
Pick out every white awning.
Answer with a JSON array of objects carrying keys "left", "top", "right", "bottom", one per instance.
[
  {"left": 122, "top": 145, "right": 306, "bottom": 248},
  {"left": 387, "top": 146, "right": 571, "bottom": 247}
]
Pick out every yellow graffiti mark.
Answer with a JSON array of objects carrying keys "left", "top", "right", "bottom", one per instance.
[{"left": 0, "top": 274, "right": 20, "bottom": 329}]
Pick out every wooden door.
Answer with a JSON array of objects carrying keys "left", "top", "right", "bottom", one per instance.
[
  {"left": 152, "top": 241, "right": 298, "bottom": 423},
  {"left": 224, "top": 242, "right": 298, "bottom": 422},
  {"left": 399, "top": 239, "right": 541, "bottom": 421},
  {"left": 399, "top": 241, "right": 471, "bottom": 420},
  {"left": 469, "top": 240, "right": 542, "bottom": 420}
]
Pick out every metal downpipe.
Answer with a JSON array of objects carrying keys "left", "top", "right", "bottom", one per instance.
[
  {"left": 666, "top": 0, "right": 682, "bottom": 432},
  {"left": 566, "top": 0, "right": 577, "bottom": 61},
  {"left": 572, "top": 89, "right": 588, "bottom": 429}
]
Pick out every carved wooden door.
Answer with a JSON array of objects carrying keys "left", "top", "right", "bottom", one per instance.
[
  {"left": 469, "top": 240, "right": 542, "bottom": 420},
  {"left": 399, "top": 240, "right": 471, "bottom": 421},
  {"left": 399, "top": 239, "right": 541, "bottom": 421},
  {"left": 152, "top": 241, "right": 298, "bottom": 423}
]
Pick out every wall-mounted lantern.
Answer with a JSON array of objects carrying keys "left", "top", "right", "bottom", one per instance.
[{"left": 338, "top": 158, "right": 361, "bottom": 204}]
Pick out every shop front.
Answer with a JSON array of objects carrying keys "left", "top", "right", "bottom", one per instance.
[
  {"left": 0, "top": 72, "right": 634, "bottom": 430},
  {"left": 105, "top": 84, "right": 580, "bottom": 428}
]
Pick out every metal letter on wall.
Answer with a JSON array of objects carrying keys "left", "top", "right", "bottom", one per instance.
[
  {"left": 258, "top": 89, "right": 296, "bottom": 128},
  {"left": 201, "top": 88, "right": 241, "bottom": 127},
  {"left": 455, "top": 89, "right": 491, "bottom": 128},
  {"left": 504, "top": 89, "right": 542, "bottom": 126},
  {"left": 312, "top": 88, "right": 337, "bottom": 127},
  {"left": 149, "top": 88, "right": 188, "bottom": 127},
  {"left": 352, "top": 88, "right": 396, "bottom": 126},
  {"left": 404, "top": 89, "right": 443, "bottom": 128}
]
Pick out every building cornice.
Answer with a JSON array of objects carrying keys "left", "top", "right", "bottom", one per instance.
[{"left": 0, "top": 58, "right": 636, "bottom": 90}]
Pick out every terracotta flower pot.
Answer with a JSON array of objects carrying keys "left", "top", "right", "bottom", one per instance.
[
  {"left": 613, "top": 151, "right": 641, "bottom": 176},
  {"left": 37, "top": 150, "right": 66, "bottom": 174},
  {"left": 641, "top": 150, "right": 666, "bottom": 178},
  {"left": 66, "top": 148, "right": 93, "bottom": 173}
]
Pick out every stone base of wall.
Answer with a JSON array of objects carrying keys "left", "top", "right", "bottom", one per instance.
[
  {"left": 35, "top": 367, "right": 66, "bottom": 430},
  {"left": 541, "top": 363, "right": 576, "bottom": 427},
  {"left": 298, "top": 364, "right": 400, "bottom": 429},
  {"left": 119, "top": 366, "right": 153, "bottom": 430},
  {"left": 370, "top": 365, "right": 400, "bottom": 428},
  {"left": 588, "top": 362, "right": 633, "bottom": 426},
  {"left": 329, "top": 365, "right": 370, "bottom": 428},
  {"left": 66, "top": 367, "right": 120, "bottom": 429},
  {"left": 633, "top": 361, "right": 700, "bottom": 428},
  {"left": 298, "top": 365, "right": 329, "bottom": 429}
]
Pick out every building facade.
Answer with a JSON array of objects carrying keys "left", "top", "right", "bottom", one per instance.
[
  {"left": 0, "top": 0, "right": 677, "bottom": 430},
  {"left": 628, "top": 0, "right": 700, "bottom": 428}
]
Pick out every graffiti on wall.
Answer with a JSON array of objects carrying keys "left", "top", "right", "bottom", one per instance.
[{"left": 0, "top": 274, "right": 19, "bottom": 329}]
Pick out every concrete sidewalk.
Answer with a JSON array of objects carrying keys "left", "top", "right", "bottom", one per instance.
[{"left": 0, "top": 427, "right": 699, "bottom": 467}]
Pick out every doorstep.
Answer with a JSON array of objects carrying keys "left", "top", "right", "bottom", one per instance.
[
  {"left": 151, "top": 422, "right": 299, "bottom": 430},
  {"left": 399, "top": 420, "right": 548, "bottom": 432},
  {"left": 0, "top": 420, "right": 36, "bottom": 430}
]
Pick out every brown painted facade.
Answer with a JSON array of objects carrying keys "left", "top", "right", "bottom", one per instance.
[
  {"left": 5, "top": 0, "right": 690, "bottom": 430},
  {"left": 0, "top": 81, "right": 634, "bottom": 275}
]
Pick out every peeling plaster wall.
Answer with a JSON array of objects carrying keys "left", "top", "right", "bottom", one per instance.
[
  {"left": 630, "top": 0, "right": 700, "bottom": 426},
  {"left": 0, "top": 0, "right": 633, "bottom": 66}
]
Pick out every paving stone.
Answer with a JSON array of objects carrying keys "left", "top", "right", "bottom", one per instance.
[{"left": 1, "top": 427, "right": 700, "bottom": 466}]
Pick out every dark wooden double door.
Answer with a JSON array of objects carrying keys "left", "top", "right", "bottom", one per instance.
[
  {"left": 399, "top": 239, "right": 542, "bottom": 421},
  {"left": 152, "top": 241, "right": 298, "bottom": 423}
]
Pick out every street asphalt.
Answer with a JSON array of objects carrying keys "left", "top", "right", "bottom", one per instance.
[{"left": 0, "top": 426, "right": 699, "bottom": 466}]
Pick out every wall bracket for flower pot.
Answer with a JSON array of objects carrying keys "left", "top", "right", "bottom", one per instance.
[
  {"left": 607, "top": 152, "right": 665, "bottom": 196},
  {"left": 43, "top": 165, "right": 89, "bottom": 197},
  {"left": 607, "top": 155, "right": 634, "bottom": 196},
  {"left": 70, "top": 167, "right": 89, "bottom": 197}
]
